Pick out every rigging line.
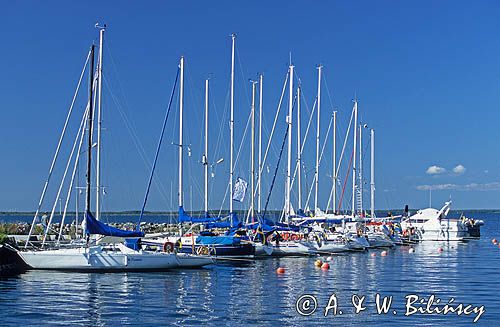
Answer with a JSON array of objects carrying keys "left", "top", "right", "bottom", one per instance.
[
  {"left": 262, "top": 123, "right": 289, "bottom": 221},
  {"left": 57, "top": 105, "right": 90, "bottom": 244},
  {"left": 211, "top": 89, "right": 231, "bottom": 208},
  {"left": 217, "top": 104, "right": 253, "bottom": 217},
  {"left": 235, "top": 47, "right": 253, "bottom": 108},
  {"left": 26, "top": 49, "right": 91, "bottom": 248},
  {"left": 254, "top": 70, "right": 289, "bottom": 200},
  {"left": 338, "top": 149, "right": 354, "bottom": 213},
  {"left": 138, "top": 67, "right": 180, "bottom": 228},
  {"left": 103, "top": 77, "right": 169, "bottom": 202},
  {"left": 304, "top": 112, "right": 334, "bottom": 211},
  {"left": 246, "top": 91, "right": 298, "bottom": 220},
  {"left": 290, "top": 97, "right": 317, "bottom": 195},
  {"left": 322, "top": 71, "right": 337, "bottom": 111},
  {"left": 335, "top": 104, "right": 355, "bottom": 178},
  {"left": 42, "top": 96, "right": 92, "bottom": 247}
]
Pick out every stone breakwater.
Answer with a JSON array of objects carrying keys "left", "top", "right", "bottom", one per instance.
[{"left": 0, "top": 222, "right": 182, "bottom": 240}]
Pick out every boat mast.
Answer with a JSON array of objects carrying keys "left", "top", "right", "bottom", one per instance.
[
  {"left": 250, "top": 80, "right": 258, "bottom": 222},
  {"left": 257, "top": 74, "right": 263, "bottom": 214},
  {"left": 178, "top": 57, "right": 185, "bottom": 211},
  {"left": 297, "top": 85, "right": 302, "bottom": 211},
  {"left": 203, "top": 78, "right": 209, "bottom": 216},
  {"left": 85, "top": 45, "right": 95, "bottom": 216},
  {"left": 229, "top": 34, "right": 235, "bottom": 223},
  {"left": 359, "top": 123, "right": 363, "bottom": 215},
  {"left": 351, "top": 100, "right": 358, "bottom": 217},
  {"left": 370, "top": 128, "right": 375, "bottom": 218},
  {"left": 332, "top": 110, "right": 337, "bottom": 213},
  {"left": 314, "top": 65, "right": 322, "bottom": 214},
  {"left": 285, "top": 64, "right": 294, "bottom": 223},
  {"left": 96, "top": 24, "right": 105, "bottom": 221}
]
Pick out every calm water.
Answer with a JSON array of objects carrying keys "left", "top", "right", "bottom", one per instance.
[{"left": 1, "top": 211, "right": 500, "bottom": 326}]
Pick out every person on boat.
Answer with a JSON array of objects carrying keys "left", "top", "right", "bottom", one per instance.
[
  {"left": 174, "top": 238, "right": 182, "bottom": 252},
  {"left": 275, "top": 232, "right": 281, "bottom": 246}
]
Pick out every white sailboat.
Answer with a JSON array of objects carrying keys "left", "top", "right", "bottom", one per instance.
[{"left": 18, "top": 26, "right": 212, "bottom": 271}]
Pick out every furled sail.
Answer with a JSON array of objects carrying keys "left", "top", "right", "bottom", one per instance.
[{"left": 85, "top": 212, "right": 144, "bottom": 237}]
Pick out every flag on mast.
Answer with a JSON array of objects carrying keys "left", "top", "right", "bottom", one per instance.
[{"left": 232, "top": 177, "right": 248, "bottom": 202}]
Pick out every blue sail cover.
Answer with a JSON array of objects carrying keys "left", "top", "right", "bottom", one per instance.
[
  {"left": 204, "top": 212, "right": 242, "bottom": 230},
  {"left": 85, "top": 211, "right": 145, "bottom": 237},
  {"left": 178, "top": 206, "right": 221, "bottom": 223}
]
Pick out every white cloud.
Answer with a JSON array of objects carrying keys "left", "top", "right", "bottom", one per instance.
[
  {"left": 426, "top": 165, "right": 446, "bottom": 175},
  {"left": 452, "top": 164, "right": 466, "bottom": 175},
  {"left": 416, "top": 182, "right": 500, "bottom": 191}
]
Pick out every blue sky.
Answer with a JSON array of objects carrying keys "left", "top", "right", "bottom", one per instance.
[{"left": 2, "top": 1, "right": 500, "bottom": 212}]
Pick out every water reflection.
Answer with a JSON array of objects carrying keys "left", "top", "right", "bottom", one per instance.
[{"left": 0, "top": 233, "right": 499, "bottom": 326}]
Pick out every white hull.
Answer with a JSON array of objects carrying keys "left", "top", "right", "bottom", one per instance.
[
  {"left": 402, "top": 203, "right": 468, "bottom": 242},
  {"left": 269, "top": 241, "right": 313, "bottom": 256},
  {"left": 367, "top": 233, "right": 395, "bottom": 248},
  {"left": 313, "top": 242, "right": 351, "bottom": 253},
  {"left": 18, "top": 245, "right": 212, "bottom": 271},
  {"left": 254, "top": 243, "right": 273, "bottom": 256},
  {"left": 348, "top": 235, "right": 370, "bottom": 250}
]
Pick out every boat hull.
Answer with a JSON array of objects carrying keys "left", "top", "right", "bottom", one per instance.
[{"left": 18, "top": 246, "right": 212, "bottom": 271}]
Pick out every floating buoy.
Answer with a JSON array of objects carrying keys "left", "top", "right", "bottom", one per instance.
[
  {"left": 276, "top": 267, "right": 286, "bottom": 274},
  {"left": 314, "top": 260, "right": 323, "bottom": 267},
  {"left": 437, "top": 247, "right": 444, "bottom": 253},
  {"left": 326, "top": 256, "right": 333, "bottom": 262},
  {"left": 492, "top": 238, "right": 497, "bottom": 244},
  {"left": 370, "top": 252, "right": 377, "bottom": 257},
  {"left": 381, "top": 250, "right": 388, "bottom": 256},
  {"left": 409, "top": 248, "right": 415, "bottom": 253},
  {"left": 321, "top": 262, "right": 330, "bottom": 270}
]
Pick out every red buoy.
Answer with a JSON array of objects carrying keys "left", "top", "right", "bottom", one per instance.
[
  {"left": 381, "top": 250, "right": 388, "bottom": 256},
  {"left": 276, "top": 267, "right": 286, "bottom": 274},
  {"left": 492, "top": 238, "right": 497, "bottom": 244},
  {"left": 321, "top": 262, "right": 330, "bottom": 270},
  {"left": 437, "top": 247, "right": 444, "bottom": 253},
  {"left": 370, "top": 252, "right": 377, "bottom": 257}
]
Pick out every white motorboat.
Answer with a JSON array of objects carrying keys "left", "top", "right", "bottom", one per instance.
[{"left": 401, "top": 201, "right": 468, "bottom": 241}]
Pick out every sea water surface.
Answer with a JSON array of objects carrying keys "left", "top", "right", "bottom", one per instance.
[{"left": 1, "top": 211, "right": 500, "bottom": 326}]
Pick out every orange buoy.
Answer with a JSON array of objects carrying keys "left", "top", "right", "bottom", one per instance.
[
  {"left": 321, "top": 262, "right": 330, "bottom": 270},
  {"left": 370, "top": 252, "right": 377, "bottom": 257},
  {"left": 276, "top": 267, "right": 286, "bottom": 274},
  {"left": 314, "top": 260, "right": 323, "bottom": 267},
  {"left": 409, "top": 248, "right": 415, "bottom": 253},
  {"left": 381, "top": 250, "right": 388, "bottom": 256}
]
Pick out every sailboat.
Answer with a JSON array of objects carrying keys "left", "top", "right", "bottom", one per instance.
[
  {"left": 145, "top": 37, "right": 254, "bottom": 259},
  {"left": 17, "top": 26, "right": 212, "bottom": 271}
]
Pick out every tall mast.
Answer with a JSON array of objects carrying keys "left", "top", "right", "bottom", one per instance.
[
  {"left": 314, "top": 65, "right": 322, "bottom": 213},
  {"left": 359, "top": 123, "right": 363, "bottom": 215},
  {"left": 351, "top": 100, "right": 358, "bottom": 217},
  {"left": 96, "top": 24, "right": 105, "bottom": 221},
  {"left": 257, "top": 74, "right": 263, "bottom": 214},
  {"left": 297, "top": 85, "right": 302, "bottom": 211},
  {"left": 370, "top": 128, "right": 375, "bottom": 218},
  {"left": 250, "top": 80, "right": 257, "bottom": 221},
  {"left": 332, "top": 110, "right": 337, "bottom": 213},
  {"left": 229, "top": 34, "right": 236, "bottom": 220},
  {"left": 285, "top": 64, "right": 294, "bottom": 223},
  {"left": 85, "top": 45, "right": 95, "bottom": 215},
  {"left": 203, "top": 78, "right": 209, "bottom": 216},
  {"left": 178, "top": 57, "right": 184, "bottom": 209}
]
